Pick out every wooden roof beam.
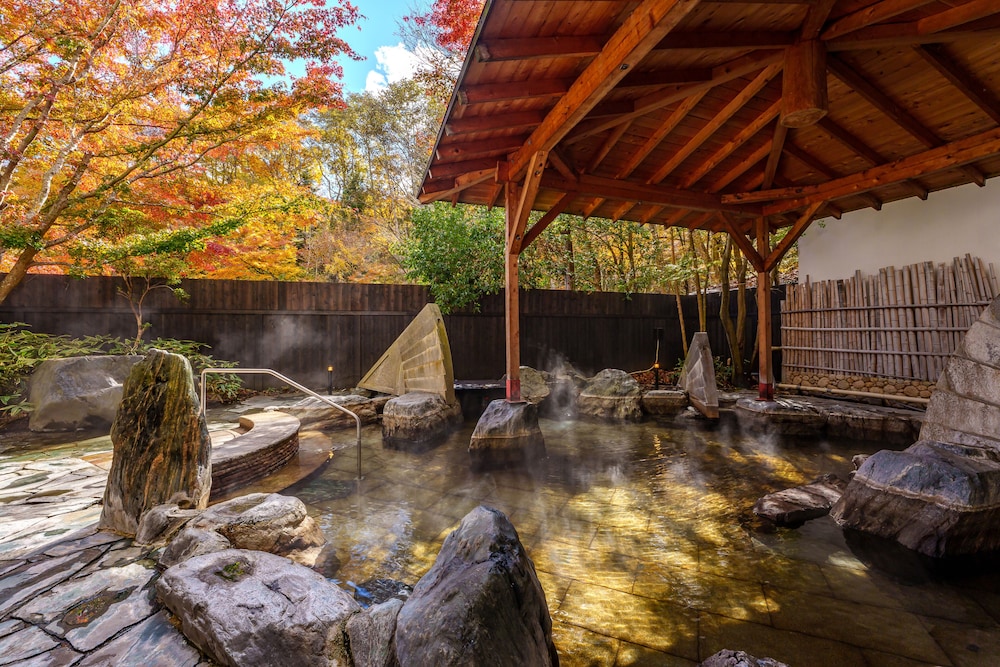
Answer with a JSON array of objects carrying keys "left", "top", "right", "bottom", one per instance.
[
  {"left": 708, "top": 141, "right": 770, "bottom": 193},
  {"left": 458, "top": 78, "right": 572, "bottom": 105},
  {"left": 762, "top": 123, "right": 788, "bottom": 189},
  {"left": 507, "top": 0, "right": 703, "bottom": 181},
  {"left": 419, "top": 167, "right": 497, "bottom": 203},
  {"left": 445, "top": 111, "right": 544, "bottom": 136},
  {"left": 917, "top": 0, "right": 1000, "bottom": 35},
  {"left": 475, "top": 31, "right": 793, "bottom": 64},
  {"left": 521, "top": 192, "right": 575, "bottom": 251},
  {"left": 616, "top": 91, "right": 708, "bottom": 179},
  {"left": 828, "top": 16, "right": 1000, "bottom": 50},
  {"left": 565, "top": 50, "right": 783, "bottom": 145},
  {"left": 428, "top": 157, "right": 501, "bottom": 180},
  {"left": 542, "top": 172, "right": 763, "bottom": 216},
  {"left": 817, "top": 117, "right": 929, "bottom": 200},
  {"left": 822, "top": 0, "right": 938, "bottom": 42},
  {"left": 764, "top": 201, "right": 825, "bottom": 272},
  {"left": 436, "top": 135, "right": 530, "bottom": 162},
  {"left": 914, "top": 45, "right": 1000, "bottom": 126},
  {"left": 783, "top": 143, "right": 883, "bottom": 210},
  {"left": 800, "top": 0, "right": 837, "bottom": 40},
  {"left": 828, "top": 55, "right": 986, "bottom": 186},
  {"left": 719, "top": 213, "right": 765, "bottom": 270},
  {"left": 647, "top": 64, "right": 781, "bottom": 184},
  {"left": 588, "top": 121, "right": 632, "bottom": 173},
  {"left": 681, "top": 100, "right": 780, "bottom": 188},
  {"left": 723, "top": 126, "right": 1000, "bottom": 214}
]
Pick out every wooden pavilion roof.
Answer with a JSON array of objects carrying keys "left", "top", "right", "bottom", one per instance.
[{"left": 418, "top": 0, "right": 1000, "bottom": 240}]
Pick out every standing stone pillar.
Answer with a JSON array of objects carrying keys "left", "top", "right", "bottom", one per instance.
[{"left": 100, "top": 349, "right": 212, "bottom": 536}]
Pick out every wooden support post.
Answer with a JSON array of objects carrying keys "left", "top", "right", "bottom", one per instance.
[
  {"left": 756, "top": 217, "right": 774, "bottom": 400},
  {"left": 505, "top": 181, "right": 522, "bottom": 402},
  {"left": 781, "top": 40, "right": 828, "bottom": 128}
]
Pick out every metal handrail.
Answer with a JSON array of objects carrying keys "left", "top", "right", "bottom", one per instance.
[{"left": 200, "top": 368, "right": 362, "bottom": 480}]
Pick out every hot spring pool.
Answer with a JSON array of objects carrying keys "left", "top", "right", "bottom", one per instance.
[{"left": 289, "top": 416, "right": 1000, "bottom": 666}]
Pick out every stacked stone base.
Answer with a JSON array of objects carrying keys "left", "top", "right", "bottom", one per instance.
[{"left": 786, "top": 373, "right": 935, "bottom": 399}]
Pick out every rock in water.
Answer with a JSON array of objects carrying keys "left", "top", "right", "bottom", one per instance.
[
  {"left": 395, "top": 506, "right": 558, "bottom": 667},
  {"left": 99, "top": 349, "right": 211, "bottom": 536},
  {"left": 700, "top": 649, "right": 788, "bottom": 667},
  {"left": 577, "top": 369, "right": 643, "bottom": 421},
  {"left": 156, "top": 549, "right": 360, "bottom": 667},
  {"left": 753, "top": 474, "right": 848, "bottom": 526},
  {"left": 381, "top": 391, "right": 461, "bottom": 450},
  {"left": 469, "top": 399, "right": 545, "bottom": 469},
  {"left": 832, "top": 297, "right": 1000, "bottom": 557}
]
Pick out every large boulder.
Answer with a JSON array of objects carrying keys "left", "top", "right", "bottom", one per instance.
[
  {"left": 158, "top": 493, "right": 326, "bottom": 568},
  {"left": 99, "top": 349, "right": 211, "bottom": 537},
  {"left": 832, "top": 297, "right": 1000, "bottom": 557},
  {"left": 28, "top": 355, "right": 141, "bottom": 432},
  {"left": 469, "top": 399, "right": 545, "bottom": 470},
  {"left": 576, "top": 369, "right": 642, "bottom": 421},
  {"left": 831, "top": 441, "right": 1000, "bottom": 557},
  {"left": 394, "top": 506, "right": 558, "bottom": 667},
  {"left": 156, "top": 549, "right": 361, "bottom": 667},
  {"left": 381, "top": 391, "right": 461, "bottom": 450}
]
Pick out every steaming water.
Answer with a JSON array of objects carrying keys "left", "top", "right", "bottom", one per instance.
[{"left": 296, "top": 417, "right": 1000, "bottom": 665}]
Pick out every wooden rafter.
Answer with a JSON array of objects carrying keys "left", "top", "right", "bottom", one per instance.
[
  {"left": 548, "top": 150, "right": 578, "bottom": 182},
  {"left": 708, "top": 141, "right": 770, "bottom": 193},
  {"left": 762, "top": 123, "right": 788, "bottom": 189},
  {"left": 615, "top": 91, "right": 708, "bottom": 179},
  {"left": 566, "top": 50, "right": 783, "bottom": 145},
  {"left": 542, "top": 172, "right": 762, "bottom": 216},
  {"left": 800, "top": 0, "right": 837, "bottom": 40},
  {"left": 822, "top": 0, "right": 938, "bottom": 41},
  {"left": 445, "top": 111, "right": 544, "bottom": 136},
  {"left": 436, "top": 135, "right": 529, "bottom": 162},
  {"left": 681, "top": 101, "right": 781, "bottom": 188},
  {"left": 588, "top": 121, "right": 632, "bottom": 173},
  {"left": 817, "top": 117, "right": 929, "bottom": 199},
  {"left": 914, "top": 45, "right": 1000, "bottom": 126},
  {"left": 719, "top": 213, "right": 765, "bottom": 271},
  {"left": 829, "top": 54, "right": 986, "bottom": 185},
  {"left": 783, "top": 143, "right": 883, "bottom": 210},
  {"left": 459, "top": 78, "right": 572, "bottom": 105},
  {"left": 723, "top": 126, "right": 1000, "bottom": 213},
  {"left": 647, "top": 64, "right": 782, "bottom": 184},
  {"left": 828, "top": 18, "right": 1000, "bottom": 50},
  {"left": 507, "top": 0, "right": 702, "bottom": 180}
]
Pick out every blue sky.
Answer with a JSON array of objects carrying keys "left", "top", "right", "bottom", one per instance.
[{"left": 339, "top": 0, "right": 423, "bottom": 94}]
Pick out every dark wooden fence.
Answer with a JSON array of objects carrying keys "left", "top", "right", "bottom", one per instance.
[{"left": 0, "top": 274, "right": 782, "bottom": 391}]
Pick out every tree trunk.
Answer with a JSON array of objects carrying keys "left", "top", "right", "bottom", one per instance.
[
  {"left": 719, "top": 238, "right": 746, "bottom": 386},
  {"left": 0, "top": 247, "right": 39, "bottom": 305},
  {"left": 563, "top": 227, "right": 575, "bottom": 290},
  {"left": 688, "top": 229, "right": 706, "bottom": 331}
]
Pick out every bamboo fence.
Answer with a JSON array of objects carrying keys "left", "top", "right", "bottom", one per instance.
[{"left": 781, "top": 256, "right": 1000, "bottom": 382}]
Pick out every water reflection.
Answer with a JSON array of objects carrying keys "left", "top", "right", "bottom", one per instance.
[{"left": 299, "top": 418, "right": 1000, "bottom": 666}]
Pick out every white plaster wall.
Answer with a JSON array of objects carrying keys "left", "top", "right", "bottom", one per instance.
[{"left": 797, "top": 182, "right": 1000, "bottom": 282}]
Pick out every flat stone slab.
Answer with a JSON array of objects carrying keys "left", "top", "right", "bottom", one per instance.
[
  {"left": 641, "top": 389, "right": 688, "bottom": 416},
  {"left": 736, "top": 397, "right": 826, "bottom": 436},
  {"left": 753, "top": 474, "right": 848, "bottom": 526}
]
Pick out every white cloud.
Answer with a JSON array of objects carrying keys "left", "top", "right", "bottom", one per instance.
[{"left": 365, "top": 43, "right": 419, "bottom": 92}]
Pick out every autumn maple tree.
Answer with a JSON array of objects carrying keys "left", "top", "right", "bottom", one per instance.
[
  {"left": 402, "top": 0, "right": 485, "bottom": 102},
  {"left": 0, "top": 0, "right": 360, "bottom": 303}
]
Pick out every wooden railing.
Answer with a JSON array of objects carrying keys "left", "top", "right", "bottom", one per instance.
[{"left": 781, "top": 256, "right": 999, "bottom": 382}]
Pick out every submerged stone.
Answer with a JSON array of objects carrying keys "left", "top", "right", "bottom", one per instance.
[
  {"left": 381, "top": 391, "right": 462, "bottom": 450},
  {"left": 394, "top": 506, "right": 558, "bottom": 667},
  {"left": 99, "top": 350, "right": 211, "bottom": 537},
  {"left": 700, "top": 649, "right": 788, "bottom": 667},
  {"left": 577, "top": 369, "right": 643, "bottom": 421},
  {"left": 156, "top": 549, "right": 361, "bottom": 667},
  {"left": 753, "top": 474, "right": 848, "bottom": 526},
  {"left": 469, "top": 399, "right": 545, "bottom": 469}
]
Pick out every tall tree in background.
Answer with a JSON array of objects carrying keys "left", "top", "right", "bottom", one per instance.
[
  {"left": 402, "top": 0, "right": 485, "bottom": 103},
  {"left": 0, "top": 0, "right": 360, "bottom": 303}
]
